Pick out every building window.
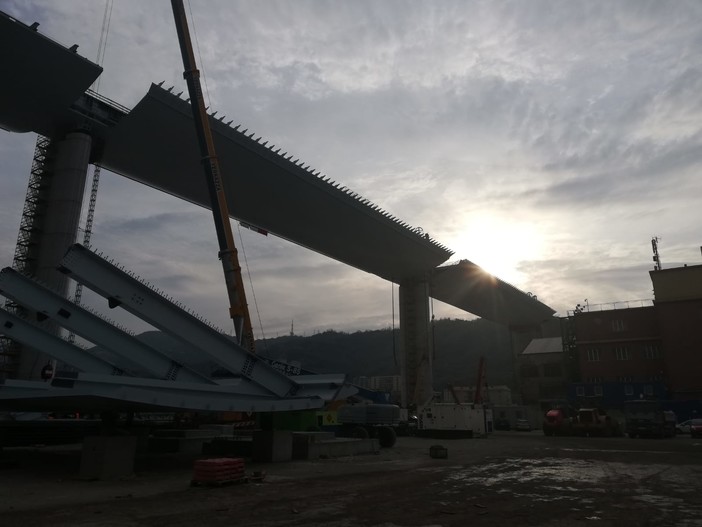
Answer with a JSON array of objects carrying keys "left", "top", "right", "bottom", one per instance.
[
  {"left": 588, "top": 377, "right": 603, "bottom": 383},
  {"left": 614, "top": 346, "right": 630, "bottom": 360},
  {"left": 543, "top": 363, "right": 562, "bottom": 377},
  {"left": 594, "top": 385, "right": 603, "bottom": 396},
  {"left": 625, "top": 385, "right": 634, "bottom": 396},
  {"left": 576, "top": 386, "right": 585, "bottom": 397},
  {"left": 587, "top": 348, "right": 600, "bottom": 362},
  {"left": 644, "top": 384, "right": 654, "bottom": 396},
  {"left": 611, "top": 319, "right": 627, "bottom": 332},
  {"left": 643, "top": 344, "right": 661, "bottom": 359},
  {"left": 617, "top": 376, "right": 633, "bottom": 382}
]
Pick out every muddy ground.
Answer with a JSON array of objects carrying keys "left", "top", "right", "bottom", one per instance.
[{"left": 1, "top": 432, "right": 701, "bottom": 526}]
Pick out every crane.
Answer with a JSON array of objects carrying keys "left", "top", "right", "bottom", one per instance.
[{"left": 170, "top": 0, "right": 255, "bottom": 353}]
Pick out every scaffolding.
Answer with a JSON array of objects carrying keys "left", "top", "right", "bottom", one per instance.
[{"left": 0, "top": 135, "right": 55, "bottom": 378}]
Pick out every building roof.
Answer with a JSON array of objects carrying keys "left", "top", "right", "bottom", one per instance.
[{"left": 521, "top": 337, "right": 563, "bottom": 355}]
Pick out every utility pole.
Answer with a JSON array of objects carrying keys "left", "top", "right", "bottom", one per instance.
[{"left": 171, "top": 0, "right": 255, "bottom": 353}]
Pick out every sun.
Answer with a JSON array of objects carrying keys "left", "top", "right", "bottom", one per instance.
[{"left": 450, "top": 214, "right": 544, "bottom": 286}]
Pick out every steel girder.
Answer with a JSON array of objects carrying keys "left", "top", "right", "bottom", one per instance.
[
  {"left": 59, "top": 244, "right": 300, "bottom": 398},
  {"left": 0, "top": 307, "right": 121, "bottom": 376},
  {"left": 0, "top": 267, "right": 212, "bottom": 384}
]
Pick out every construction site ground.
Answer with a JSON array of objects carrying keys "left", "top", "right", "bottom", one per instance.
[{"left": 1, "top": 431, "right": 702, "bottom": 526}]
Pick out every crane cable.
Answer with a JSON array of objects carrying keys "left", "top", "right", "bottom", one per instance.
[
  {"left": 237, "top": 223, "right": 268, "bottom": 350},
  {"left": 68, "top": 0, "right": 113, "bottom": 347},
  {"left": 93, "top": 0, "right": 114, "bottom": 93}
]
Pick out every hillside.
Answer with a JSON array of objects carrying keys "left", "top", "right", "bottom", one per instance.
[
  {"left": 113, "top": 318, "right": 516, "bottom": 389},
  {"left": 258, "top": 318, "right": 515, "bottom": 389}
]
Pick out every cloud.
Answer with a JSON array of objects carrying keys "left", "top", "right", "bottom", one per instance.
[{"left": 2, "top": 0, "right": 702, "bottom": 337}]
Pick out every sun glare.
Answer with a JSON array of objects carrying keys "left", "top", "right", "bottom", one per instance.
[{"left": 451, "top": 214, "right": 544, "bottom": 286}]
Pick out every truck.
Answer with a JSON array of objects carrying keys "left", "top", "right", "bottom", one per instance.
[
  {"left": 623, "top": 399, "right": 676, "bottom": 438},
  {"left": 336, "top": 403, "right": 401, "bottom": 447},
  {"left": 572, "top": 408, "right": 621, "bottom": 437},
  {"left": 542, "top": 407, "right": 574, "bottom": 436}
]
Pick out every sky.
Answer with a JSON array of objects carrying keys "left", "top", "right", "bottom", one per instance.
[{"left": 1, "top": 0, "right": 701, "bottom": 339}]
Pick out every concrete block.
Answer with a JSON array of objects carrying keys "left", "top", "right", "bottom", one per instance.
[
  {"left": 80, "top": 435, "right": 137, "bottom": 480},
  {"left": 291, "top": 431, "right": 336, "bottom": 459},
  {"left": 252, "top": 430, "right": 292, "bottom": 462}
]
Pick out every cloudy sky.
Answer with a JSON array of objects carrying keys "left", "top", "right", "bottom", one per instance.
[{"left": 1, "top": 0, "right": 701, "bottom": 339}]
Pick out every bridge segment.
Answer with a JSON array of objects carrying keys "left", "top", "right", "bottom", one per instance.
[{"left": 0, "top": 9, "right": 555, "bottom": 407}]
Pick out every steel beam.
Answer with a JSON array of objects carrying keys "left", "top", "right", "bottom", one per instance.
[
  {"left": 59, "top": 244, "right": 299, "bottom": 397},
  {"left": 0, "top": 267, "right": 212, "bottom": 384},
  {"left": 0, "top": 307, "right": 121, "bottom": 376},
  {"left": 51, "top": 373, "right": 323, "bottom": 412},
  {"left": 0, "top": 378, "right": 322, "bottom": 412}
]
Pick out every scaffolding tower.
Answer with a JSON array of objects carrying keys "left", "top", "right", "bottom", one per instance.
[{"left": 0, "top": 135, "right": 55, "bottom": 378}]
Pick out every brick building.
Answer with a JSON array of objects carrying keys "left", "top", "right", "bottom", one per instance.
[
  {"left": 567, "top": 262, "right": 702, "bottom": 405},
  {"left": 650, "top": 264, "right": 702, "bottom": 399}
]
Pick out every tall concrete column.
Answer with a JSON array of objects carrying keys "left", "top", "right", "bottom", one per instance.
[
  {"left": 18, "top": 131, "right": 91, "bottom": 379},
  {"left": 398, "top": 277, "right": 433, "bottom": 408}
]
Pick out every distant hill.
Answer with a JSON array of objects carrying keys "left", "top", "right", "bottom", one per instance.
[
  {"left": 257, "top": 318, "right": 515, "bottom": 389},
  {"left": 109, "top": 317, "right": 515, "bottom": 389}
]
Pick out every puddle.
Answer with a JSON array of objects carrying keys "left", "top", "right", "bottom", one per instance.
[
  {"left": 443, "top": 457, "right": 689, "bottom": 490},
  {"left": 437, "top": 455, "right": 702, "bottom": 526},
  {"left": 559, "top": 448, "right": 677, "bottom": 455},
  {"left": 444, "top": 457, "right": 605, "bottom": 487}
]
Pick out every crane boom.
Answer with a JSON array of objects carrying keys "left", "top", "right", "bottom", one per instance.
[{"left": 170, "top": 0, "right": 255, "bottom": 353}]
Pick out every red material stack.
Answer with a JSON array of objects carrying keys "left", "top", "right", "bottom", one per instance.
[{"left": 192, "top": 457, "right": 246, "bottom": 486}]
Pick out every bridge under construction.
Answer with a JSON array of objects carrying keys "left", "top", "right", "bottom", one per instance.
[{"left": 0, "top": 8, "right": 554, "bottom": 413}]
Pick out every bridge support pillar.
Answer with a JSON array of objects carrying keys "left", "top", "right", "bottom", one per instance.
[
  {"left": 17, "top": 131, "right": 92, "bottom": 379},
  {"left": 398, "top": 277, "right": 433, "bottom": 408}
]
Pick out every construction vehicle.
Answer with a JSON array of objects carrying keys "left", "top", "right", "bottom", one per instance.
[
  {"left": 624, "top": 399, "right": 676, "bottom": 438},
  {"left": 542, "top": 407, "right": 574, "bottom": 436},
  {"left": 572, "top": 408, "right": 621, "bottom": 437},
  {"left": 336, "top": 403, "right": 400, "bottom": 447}
]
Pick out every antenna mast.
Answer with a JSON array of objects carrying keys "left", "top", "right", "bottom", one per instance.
[{"left": 652, "top": 237, "right": 662, "bottom": 271}]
